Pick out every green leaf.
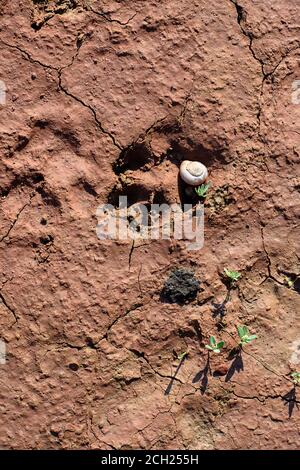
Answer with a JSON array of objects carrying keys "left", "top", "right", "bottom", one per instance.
[
  {"left": 195, "top": 182, "right": 211, "bottom": 198},
  {"left": 242, "top": 326, "right": 249, "bottom": 336},
  {"left": 217, "top": 341, "right": 225, "bottom": 349},
  {"left": 224, "top": 268, "right": 241, "bottom": 282},
  {"left": 291, "top": 372, "right": 300, "bottom": 384},
  {"left": 291, "top": 372, "right": 300, "bottom": 378},
  {"left": 247, "top": 335, "right": 257, "bottom": 341},
  {"left": 214, "top": 348, "right": 221, "bottom": 354},
  {"left": 205, "top": 345, "right": 213, "bottom": 351},
  {"left": 239, "top": 326, "right": 248, "bottom": 338},
  {"left": 237, "top": 326, "right": 245, "bottom": 339},
  {"left": 285, "top": 276, "right": 295, "bottom": 288},
  {"left": 177, "top": 351, "right": 188, "bottom": 361},
  {"left": 210, "top": 336, "right": 216, "bottom": 347}
]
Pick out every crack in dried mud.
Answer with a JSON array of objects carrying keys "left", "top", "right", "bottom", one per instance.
[
  {"left": 0, "top": 37, "right": 122, "bottom": 150},
  {"left": 0, "top": 290, "right": 18, "bottom": 325},
  {"left": 229, "top": 0, "right": 264, "bottom": 74},
  {"left": 229, "top": 0, "right": 300, "bottom": 131},
  {"left": 86, "top": 5, "right": 137, "bottom": 27},
  {"left": 230, "top": 389, "right": 300, "bottom": 405},
  {"left": 0, "top": 198, "right": 32, "bottom": 243},
  {"left": 259, "top": 226, "right": 286, "bottom": 287},
  {"left": 129, "top": 349, "right": 185, "bottom": 386}
]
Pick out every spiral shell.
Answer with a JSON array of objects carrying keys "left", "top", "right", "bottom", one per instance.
[{"left": 179, "top": 160, "right": 208, "bottom": 186}]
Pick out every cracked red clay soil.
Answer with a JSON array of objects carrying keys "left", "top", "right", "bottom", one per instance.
[{"left": 0, "top": 0, "right": 299, "bottom": 450}]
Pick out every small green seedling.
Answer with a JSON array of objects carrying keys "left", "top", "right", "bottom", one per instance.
[
  {"left": 291, "top": 372, "right": 300, "bottom": 385},
  {"left": 195, "top": 181, "right": 211, "bottom": 198},
  {"left": 284, "top": 276, "right": 296, "bottom": 289},
  {"left": 237, "top": 325, "right": 257, "bottom": 346},
  {"left": 177, "top": 351, "right": 188, "bottom": 361},
  {"left": 205, "top": 336, "right": 225, "bottom": 354},
  {"left": 224, "top": 268, "right": 241, "bottom": 283}
]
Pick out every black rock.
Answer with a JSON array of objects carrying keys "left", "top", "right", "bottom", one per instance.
[{"left": 160, "top": 268, "right": 200, "bottom": 305}]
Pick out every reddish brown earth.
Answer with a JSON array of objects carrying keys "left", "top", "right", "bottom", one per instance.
[{"left": 0, "top": 0, "right": 300, "bottom": 450}]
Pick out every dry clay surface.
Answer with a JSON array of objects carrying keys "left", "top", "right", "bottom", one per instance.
[{"left": 0, "top": 0, "right": 300, "bottom": 449}]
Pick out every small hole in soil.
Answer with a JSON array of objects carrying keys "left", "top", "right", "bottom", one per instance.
[
  {"left": 152, "top": 190, "right": 168, "bottom": 205},
  {"left": 85, "top": 337, "right": 96, "bottom": 348},
  {"left": 34, "top": 119, "right": 49, "bottom": 129},
  {"left": 169, "top": 140, "right": 228, "bottom": 169},
  {"left": 113, "top": 142, "right": 154, "bottom": 175},
  {"left": 40, "top": 218, "right": 47, "bottom": 225},
  {"left": 69, "top": 363, "right": 79, "bottom": 371},
  {"left": 30, "top": 172, "right": 45, "bottom": 184},
  {"left": 40, "top": 235, "right": 53, "bottom": 245}
]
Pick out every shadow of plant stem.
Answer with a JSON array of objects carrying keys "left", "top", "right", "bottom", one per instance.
[
  {"left": 212, "top": 285, "right": 232, "bottom": 318},
  {"left": 164, "top": 355, "right": 187, "bottom": 396},
  {"left": 282, "top": 387, "right": 299, "bottom": 418},
  {"left": 192, "top": 352, "right": 211, "bottom": 394},
  {"left": 225, "top": 347, "right": 244, "bottom": 382}
]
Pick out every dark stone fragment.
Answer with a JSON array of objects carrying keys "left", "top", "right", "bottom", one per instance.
[{"left": 160, "top": 268, "right": 200, "bottom": 305}]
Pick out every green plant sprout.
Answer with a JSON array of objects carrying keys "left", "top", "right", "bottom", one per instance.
[
  {"left": 195, "top": 181, "right": 211, "bottom": 198},
  {"left": 291, "top": 372, "right": 300, "bottom": 385},
  {"left": 205, "top": 336, "right": 225, "bottom": 354},
  {"left": 237, "top": 325, "right": 257, "bottom": 346},
  {"left": 177, "top": 351, "right": 188, "bottom": 361},
  {"left": 224, "top": 268, "right": 241, "bottom": 283},
  {"left": 284, "top": 276, "right": 298, "bottom": 289}
]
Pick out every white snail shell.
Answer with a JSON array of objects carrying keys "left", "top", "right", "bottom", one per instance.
[{"left": 180, "top": 160, "right": 208, "bottom": 186}]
